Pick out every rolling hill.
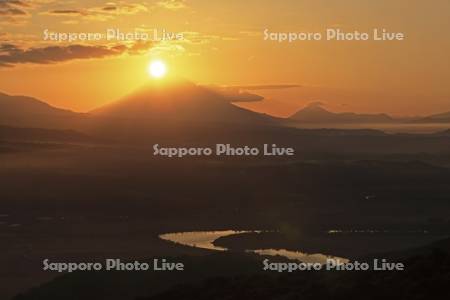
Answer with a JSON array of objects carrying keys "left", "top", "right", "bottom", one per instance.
[
  {"left": 0, "top": 92, "right": 85, "bottom": 129},
  {"left": 415, "top": 111, "right": 450, "bottom": 123},
  {"left": 290, "top": 102, "right": 394, "bottom": 124}
]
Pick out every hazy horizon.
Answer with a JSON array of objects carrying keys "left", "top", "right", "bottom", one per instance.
[
  {"left": 1, "top": 0, "right": 449, "bottom": 117},
  {"left": 1, "top": 2, "right": 450, "bottom": 299}
]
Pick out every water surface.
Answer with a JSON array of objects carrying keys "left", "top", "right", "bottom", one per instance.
[{"left": 160, "top": 230, "right": 349, "bottom": 263}]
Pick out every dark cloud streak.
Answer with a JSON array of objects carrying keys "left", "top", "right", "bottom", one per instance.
[
  {"left": 46, "top": 9, "right": 86, "bottom": 16},
  {"left": 206, "top": 85, "right": 265, "bottom": 103},
  {"left": 0, "top": 42, "right": 154, "bottom": 67},
  {"left": 205, "top": 84, "right": 301, "bottom": 103},
  {"left": 0, "top": 0, "right": 28, "bottom": 17},
  {"left": 226, "top": 84, "right": 301, "bottom": 90}
]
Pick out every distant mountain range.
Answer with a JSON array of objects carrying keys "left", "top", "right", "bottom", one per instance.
[
  {"left": 0, "top": 88, "right": 449, "bottom": 135},
  {"left": 1, "top": 88, "right": 449, "bottom": 154},
  {"left": 413, "top": 111, "right": 450, "bottom": 123},
  {"left": 0, "top": 125, "right": 94, "bottom": 143},
  {"left": 0, "top": 80, "right": 276, "bottom": 132},
  {"left": 289, "top": 102, "right": 450, "bottom": 124},
  {"left": 290, "top": 102, "right": 394, "bottom": 123},
  {"left": 0, "top": 92, "right": 85, "bottom": 129}
]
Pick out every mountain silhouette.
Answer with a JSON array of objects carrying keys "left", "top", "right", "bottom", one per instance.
[
  {"left": 415, "top": 111, "right": 450, "bottom": 123},
  {"left": 0, "top": 80, "right": 276, "bottom": 141},
  {"left": 0, "top": 125, "right": 94, "bottom": 143},
  {"left": 0, "top": 92, "right": 84, "bottom": 129},
  {"left": 91, "top": 78, "right": 275, "bottom": 125},
  {"left": 290, "top": 102, "right": 394, "bottom": 123}
]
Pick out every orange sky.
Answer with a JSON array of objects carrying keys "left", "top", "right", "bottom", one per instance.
[{"left": 0, "top": 0, "right": 449, "bottom": 117}]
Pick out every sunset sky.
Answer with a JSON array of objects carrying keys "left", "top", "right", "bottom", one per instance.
[{"left": 1, "top": 0, "right": 449, "bottom": 117}]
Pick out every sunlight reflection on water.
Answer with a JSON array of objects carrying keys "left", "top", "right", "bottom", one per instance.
[{"left": 159, "top": 230, "right": 349, "bottom": 264}]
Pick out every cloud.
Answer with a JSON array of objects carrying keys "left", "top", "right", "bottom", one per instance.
[
  {"left": 0, "top": 7, "right": 27, "bottom": 16},
  {"left": 305, "top": 101, "right": 326, "bottom": 108},
  {"left": 206, "top": 85, "right": 265, "bottom": 103},
  {"left": 180, "top": 31, "right": 238, "bottom": 45},
  {"left": 239, "top": 31, "right": 261, "bottom": 37},
  {"left": 0, "top": 0, "right": 29, "bottom": 24},
  {"left": 128, "top": 40, "right": 155, "bottom": 54},
  {"left": 0, "top": 41, "right": 154, "bottom": 67},
  {"left": 42, "top": 1, "right": 189, "bottom": 22},
  {"left": 225, "top": 84, "right": 301, "bottom": 90},
  {"left": 88, "top": 2, "right": 148, "bottom": 19},
  {"left": 45, "top": 9, "right": 86, "bottom": 16},
  {"left": 0, "top": 0, "right": 55, "bottom": 25},
  {"left": 102, "top": 5, "right": 117, "bottom": 12},
  {"left": 148, "top": 41, "right": 186, "bottom": 56},
  {"left": 0, "top": 32, "right": 41, "bottom": 46},
  {"left": 205, "top": 84, "right": 301, "bottom": 103},
  {"left": 42, "top": 2, "right": 148, "bottom": 21},
  {"left": 0, "top": 0, "right": 30, "bottom": 8},
  {"left": 222, "top": 90, "right": 264, "bottom": 103},
  {"left": 157, "top": 0, "right": 187, "bottom": 10}
]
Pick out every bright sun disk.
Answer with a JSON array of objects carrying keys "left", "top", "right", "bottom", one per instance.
[{"left": 148, "top": 60, "right": 167, "bottom": 78}]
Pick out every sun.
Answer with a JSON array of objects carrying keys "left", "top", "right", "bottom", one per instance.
[{"left": 148, "top": 60, "right": 167, "bottom": 78}]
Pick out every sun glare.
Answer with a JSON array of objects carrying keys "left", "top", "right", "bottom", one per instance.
[{"left": 148, "top": 60, "right": 167, "bottom": 78}]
